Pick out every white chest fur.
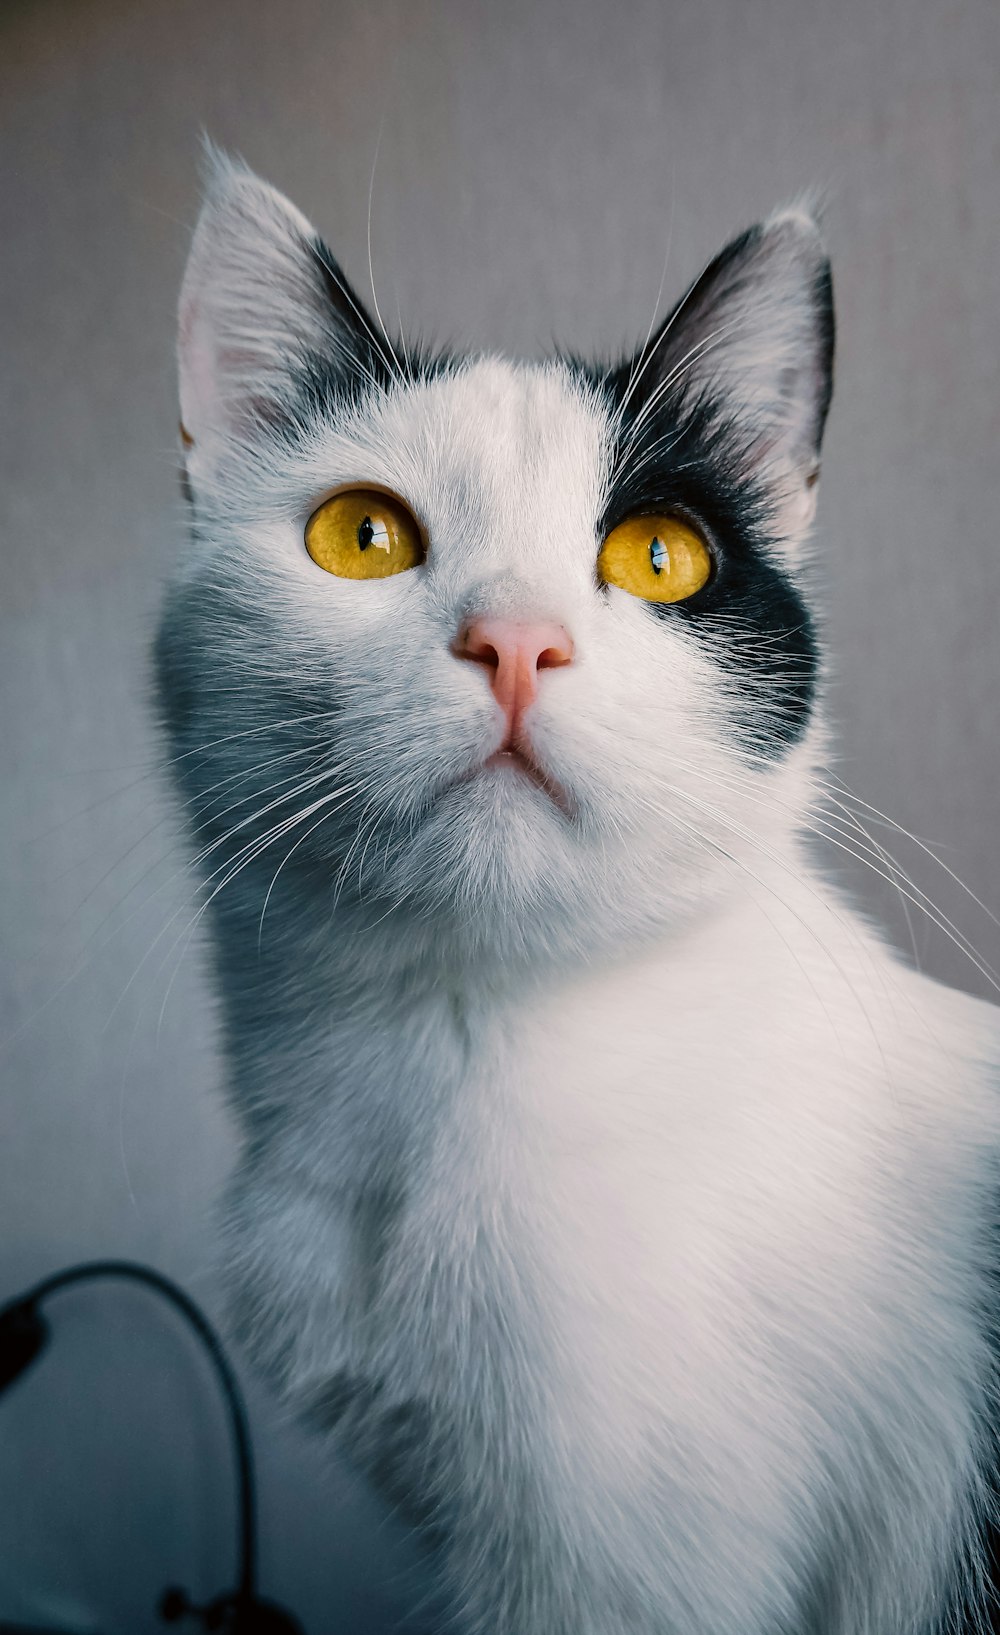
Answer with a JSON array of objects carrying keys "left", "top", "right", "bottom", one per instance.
[{"left": 224, "top": 883, "right": 1000, "bottom": 1635}]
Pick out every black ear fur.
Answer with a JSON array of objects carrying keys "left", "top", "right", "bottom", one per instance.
[{"left": 621, "top": 210, "right": 834, "bottom": 493}]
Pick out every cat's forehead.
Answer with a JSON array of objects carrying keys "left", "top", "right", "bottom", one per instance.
[{"left": 324, "top": 357, "right": 609, "bottom": 549}]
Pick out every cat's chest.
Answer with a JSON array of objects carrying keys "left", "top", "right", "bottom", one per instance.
[
  {"left": 383, "top": 934, "right": 991, "bottom": 1409},
  {"left": 387, "top": 950, "right": 864, "bottom": 1353},
  {"left": 362, "top": 951, "right": 912, "bottom": 1558},
  {"left": 268, "top": 911, "right": 993, "bottom": 1397}
]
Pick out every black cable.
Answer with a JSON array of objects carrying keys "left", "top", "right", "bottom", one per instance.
[{"left": 11, "top": 1260, "right": 256, "bottom": 1607}]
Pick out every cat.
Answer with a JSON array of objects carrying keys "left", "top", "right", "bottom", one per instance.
[{"left": 156, "top": 150, "right": 1000, "bottom": 1635}]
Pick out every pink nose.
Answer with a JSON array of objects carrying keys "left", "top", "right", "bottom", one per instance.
[{"left": 453, "top": 616, "right": 575, "bottom": 732}]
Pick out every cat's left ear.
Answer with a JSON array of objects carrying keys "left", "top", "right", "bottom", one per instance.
[
  {"left": 622, "top": 208, "right": 834, "bottom": 546},
  {"left": 178, "top": 148, "right": 383, "bottom": 488}
]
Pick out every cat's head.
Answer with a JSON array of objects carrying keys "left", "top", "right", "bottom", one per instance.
[{"left": 157, "top": 152, "right": 833, "bottom": 978}]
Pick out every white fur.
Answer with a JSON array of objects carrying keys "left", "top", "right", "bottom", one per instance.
[{"left": 162, "top": 162, "right": 1000, "bottom": 1635}]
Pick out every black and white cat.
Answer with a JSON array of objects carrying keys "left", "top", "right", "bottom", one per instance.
[{"left": 157, "top": 153, "right": 1000, "bottom": 1635}]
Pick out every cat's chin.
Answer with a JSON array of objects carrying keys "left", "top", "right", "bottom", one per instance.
[{"left": 376, "top": 759, "right": 588, "bottom": 938}]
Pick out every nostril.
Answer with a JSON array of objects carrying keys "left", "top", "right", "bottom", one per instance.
[
  {"left": 454, "top": 618, "right": 574, "bottom": 676},
  {"left": 537, "top": 638, "right": 574, "bottom": 671},
  {"left": 454, "top": 625, "right": 501, "bottom": 669}
]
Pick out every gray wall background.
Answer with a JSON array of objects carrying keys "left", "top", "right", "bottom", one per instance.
[{"left": 1, "top": 1, "right": 998, "bottom": 1630}]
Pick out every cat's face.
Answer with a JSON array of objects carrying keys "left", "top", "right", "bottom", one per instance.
[{"left": 157, "top": 155, "right": 833, "bottom": 973}]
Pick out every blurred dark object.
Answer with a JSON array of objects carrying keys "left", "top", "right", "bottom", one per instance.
[
  {"left": 160, "top": 1586, "right": 303, "bottom": 1632},
  {"left": 0, "top": 1262, "right": 305, "bottom": 1635},
  {"left": 0, "top": 1299, "right": 48, "bottom": 1393}
]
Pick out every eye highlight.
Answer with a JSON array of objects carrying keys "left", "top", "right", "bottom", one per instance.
[
  {"left": 597, "top": 514, "right": 712, "bottom": 605},
  {"left": 305, "top": 489, "right": 425, "bottom": 580}
]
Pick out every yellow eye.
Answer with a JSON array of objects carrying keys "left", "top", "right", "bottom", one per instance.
[
  {"left": 597, "top": 514, "right": 712, "bottom": 604},
  {"left": 305, "top": 488, "right": 425, "bottom": 579}
]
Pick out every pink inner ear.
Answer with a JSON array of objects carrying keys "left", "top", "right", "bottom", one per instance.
[
  {"left": 180, "top": 278, "right": 291, "bottom": 455},
  {"left": 178, "top": 292, "right": 218, "bottom": 449},
  {"left": 178, "top": 297, "right": 247, "bottom": 454}
]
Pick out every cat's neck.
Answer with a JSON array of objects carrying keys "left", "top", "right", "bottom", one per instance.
[
  {"left": 208, "top": 833, "right": 836, "bottom": 1137},
  {"left": 209, "top": 844, "right": 767, "bottom": 1031}
]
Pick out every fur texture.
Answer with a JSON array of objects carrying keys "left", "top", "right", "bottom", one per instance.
[{"left": 157, "top": 153, "right": 1000, "bottom": 1634}]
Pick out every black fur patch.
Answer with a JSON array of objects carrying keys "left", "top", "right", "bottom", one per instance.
[
  {"left": 308, "top": 1370, "right": 447, "bottom": 1546},
  {"left": 292, "top": 235, "right": 452, "bottom": 425},
  {"left": 575, "top": 357, "right": 820, "bottom": 758},
  {"left": 569, "top": 218, "right": 834, "bottom": 759}
]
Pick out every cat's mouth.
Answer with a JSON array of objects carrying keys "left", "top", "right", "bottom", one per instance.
[
  {"left": 477, "top": 745, "right": 573, "bottom": 815},
  {"left": 432, "top": 732, "right": 574, "bottom": 818}
]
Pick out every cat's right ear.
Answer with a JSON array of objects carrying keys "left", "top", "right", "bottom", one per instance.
[
  {"left": 611, "top": 208, "right": 834, "bottom": 549},
  {"left": 178, "top": 148, "right": 383, "bottom": 488}
]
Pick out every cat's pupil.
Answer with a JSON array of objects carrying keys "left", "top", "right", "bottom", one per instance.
[
  {"left": 357, "top": 515, "right": 392, "bottom": 553},
  {"left": 650, "top": 537, "right": 668, "bottom": 576}
]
